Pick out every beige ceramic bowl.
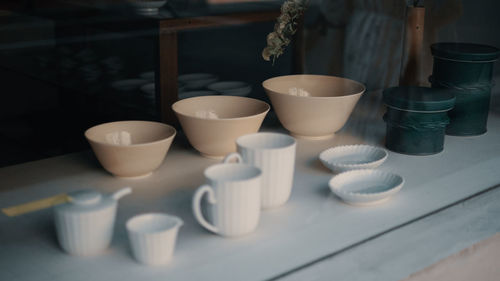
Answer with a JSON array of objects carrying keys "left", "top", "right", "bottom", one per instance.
[
  {"left": 263, "top": 75, "right": 366, "bottom": 139},
  {"left": 85, "top": 121, "right": 176, "bottom": 178},
  {"left": 172, "top": 96, "right": 270, "bottom": 158}
]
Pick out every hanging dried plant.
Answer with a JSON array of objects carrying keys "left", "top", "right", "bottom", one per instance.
[{"left": 262, "top": 0, "right": 308, "bottom": 64}]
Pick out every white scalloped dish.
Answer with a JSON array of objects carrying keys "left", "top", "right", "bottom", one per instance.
[
  {"left": 329, "top": 169, "right": 404, "bottom": 206},
  {"left": 320, "top": 145, "right": 388, "bottom": 173}
]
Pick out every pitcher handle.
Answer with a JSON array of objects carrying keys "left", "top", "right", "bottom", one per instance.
[
  {"left": 111, "top": 187, "right": 132, "bottom": 201},
  {"left": 192, "top": 184, "right": 218, "bottom": 234},
  {"left": 223, "top": 152, "right": 243, "bottom": 164}
]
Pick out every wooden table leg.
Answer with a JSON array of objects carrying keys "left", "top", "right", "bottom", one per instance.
[
  {"left": 157, "top": 28, "right": 179, "bottom": 125},
  {"left": 399, "top": 6, "right": 426, "bottom": 86}
]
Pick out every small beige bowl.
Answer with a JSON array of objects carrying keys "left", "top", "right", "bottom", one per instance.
[
  {"left": 263, "top": 75, "right": 365, "bottom": 140},
  {"left": 85, "top": 121, "right": 176, "bottom": 178},
  {"left": 172, "top": 96, "right": 270, "bottom": 159}
]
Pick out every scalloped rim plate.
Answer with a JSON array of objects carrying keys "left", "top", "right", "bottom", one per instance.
[
  {"left": 329, "top": 169, "right": 404, "bottom": 206},
  {"left": 319, "top": 145, "right": 388, "bottom": 173}
]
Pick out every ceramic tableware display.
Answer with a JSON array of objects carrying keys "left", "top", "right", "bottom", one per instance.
[
  {"left": 85, "top": 121, "right": 176, "bottom": 178},
  {"left": 178, "top": 73, "right": 218, "bottom": 90},
  {"left": 54, "top": 187, "right": 132, "bottom": 256},
  {"left": 207, "top": 81, "right": 252, "bottom": 97},
  {"left": 126, "top": 213, "right": 183, "bottom": 266},
  {"left": 329, "top": 170, "right": 403, "bottom": 206},
  {"left": 192, "top": 161, "right": 262, "bottom": 237},
  {"left": 263, "top": 74, "right": 365, "bottom": 139},
  {"left": 224, "top": 132, "right": 296, "bottom": 209},
  {"left": 383, "top": 86, "right": 455, "bottom": 155},
  {"left": 320, "top": 145, "right": 388, "bottom": 173},
  {"left": 172, "top": 96, "right": 270, "bottom": 159},
  {"left": 430, "top": 42, "right": 500, "bottom": 136}
]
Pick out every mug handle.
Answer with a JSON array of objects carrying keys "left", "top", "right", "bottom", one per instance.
[
  {"left": 192, "top": 184, "right": 219, "bottom": 234},
  {"left": 223, "top": 152, "right": 243, "bottom": 164}
]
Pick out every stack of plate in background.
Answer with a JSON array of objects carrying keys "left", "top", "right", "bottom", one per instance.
[
  {"left": 111, "top": 79, "right": 148, "bottom": 92},
  {"left": 177, "top": 73, "right": 219, "bottom": 99},
  {"left": 139, "top": 71, "right": 155, "bottom": 81},
  {"left": 207, "top": 81, "right": 252, "bottom": 97},
  {"left": 139, "top": 83, "right": 211, "bottom": 101},
  {"left": 127, "top": 0, "right": 167, "bottom": 15},
  {"left": 178, "top": 73, "right": 218, "bottom": 90},
  {"left": 111, "top": 72, "right": 253, "bottom": 116}
]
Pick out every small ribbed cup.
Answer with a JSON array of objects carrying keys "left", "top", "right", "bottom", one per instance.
[{"left": 126, "top": 213, "right": 183, "bottom": 266}]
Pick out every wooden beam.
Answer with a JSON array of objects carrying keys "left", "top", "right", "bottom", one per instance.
[
  {"left": 157, "top": 29, "right": 179, "bottom": 125},
  {"left": 399, "top": 6, "right": 426, "bottom": 86},
  {"left": 159, "top": 10, "right": 280, "bottom": 33}
]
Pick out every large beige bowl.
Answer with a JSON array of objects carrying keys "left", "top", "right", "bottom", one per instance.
[
  {"left": 263, "top": 75, "right": 366, "bottom": 139},
  {"left": 172, "top": 96, "right": 270, "bottom": 158},
  {"left": 85, "top": 121, "right": 176, "bottom": 178}
]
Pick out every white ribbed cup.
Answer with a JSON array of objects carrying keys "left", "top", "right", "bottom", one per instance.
[
  {"left": 229, "top": 133, "right": 296, "bottom": 209},
  {"left": 192, "top": 163, "right": 262, "bottom": 237},
  {"left": 126, "top": 213, "right": 183, "bottom": 266}
]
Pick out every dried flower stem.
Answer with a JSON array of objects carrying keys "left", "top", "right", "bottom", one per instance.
[{"left": 262, "top": 0, "right": 308, "bottom": 64}]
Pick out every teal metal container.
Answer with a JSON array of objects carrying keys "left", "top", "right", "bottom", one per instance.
[
  {"left": 430, "top": 42, "right": 500, "bottom": 136},
  {"left": 383, "top": 87, "right": 455, "bottom": 155}
]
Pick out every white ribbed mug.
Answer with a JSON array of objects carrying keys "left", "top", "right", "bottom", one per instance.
[
  {"left": 224, "top": 132, "right": 296, "bottom": 209},
  {"left": 192, "top": 162, "right": 262, "bottom": 237}
]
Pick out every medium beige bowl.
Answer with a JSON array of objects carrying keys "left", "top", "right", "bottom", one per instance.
[
  {"left": 85, "top": 121, "right": 176, "bottom": 178},
  {"left": 172, "top": 96, "right": 270, "bottom": 159},
  {"left": 263, "top": 75, "right": 366, "bottom": 139}
]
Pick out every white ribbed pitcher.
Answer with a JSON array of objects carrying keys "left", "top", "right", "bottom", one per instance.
[
  {"left": 192, "top": 162, "right": 262, "bottom": 237},
  {"left": 54, "top": 187, "right": 132, "bottom": 256},
  {"left": 225, "top": 132, "right": 296, "bottom": 209}
]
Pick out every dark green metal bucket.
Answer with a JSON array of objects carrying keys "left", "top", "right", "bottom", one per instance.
[
  {"left": 430, "top": 42, "right": 500, "bottom": 136},
  {"left": 383, "top": 87, "right": 455, "bottom": 155}
]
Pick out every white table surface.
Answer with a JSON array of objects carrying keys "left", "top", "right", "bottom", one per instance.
[
  {"left": 1, "top": 110, "right": 500, "bottom": 281},
  {"left": 280, "top": 176, "right": 500, "bottom": 281}
]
